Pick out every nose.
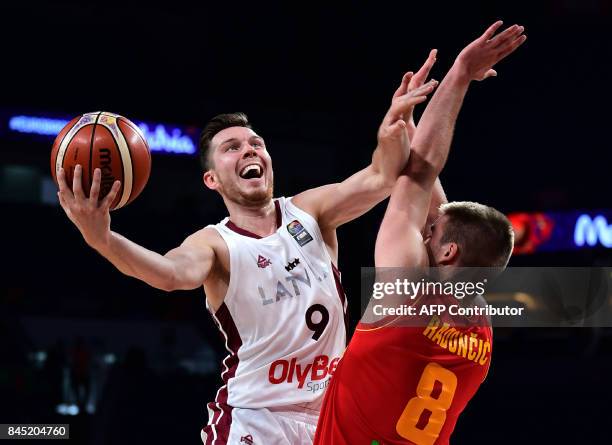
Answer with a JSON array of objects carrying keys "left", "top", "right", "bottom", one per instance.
[{"left": 242, "top": 145, "right": 258, "bottom": 158}]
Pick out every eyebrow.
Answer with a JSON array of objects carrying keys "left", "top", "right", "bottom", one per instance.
[
  {"left": 219, "top": 137, "right": 240, "bottom": 147},
  {"left": 219, "top": 135, "right": 264, "bottom": 148}
]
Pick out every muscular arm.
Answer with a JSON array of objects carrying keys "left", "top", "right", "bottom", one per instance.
[
  {"left": 403, "top": 51, "right": 449, "bottom": 228},
  {"left": 96, "top": 231, "right": 215, "bottom": 292},
  {"left": 428, "top": 178, "right": 448, "bottom": 225},
  {"left": 376, "top": 21, "right": 526, "bottom": 268},
  {"left": 375, "top": 65, "right": 472, "bottom": 268},
  {"left": 57, "top": 165, "right": 215, "bottom": 292},
  {"left": 293, "top": 79, "right": 438, "bottom": 233}
]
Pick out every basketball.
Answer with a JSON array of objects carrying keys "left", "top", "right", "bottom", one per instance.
[{"left": 50, "top": 111, "right": 152, "bottom": 210}]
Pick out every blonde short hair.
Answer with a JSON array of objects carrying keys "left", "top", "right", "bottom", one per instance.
[{"left": 439, "top": 201, "right": 514, "bottom": 267}]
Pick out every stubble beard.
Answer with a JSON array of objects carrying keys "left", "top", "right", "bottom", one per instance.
[{"left": 219, "top": 176, "right": 274, "bottom": 208}]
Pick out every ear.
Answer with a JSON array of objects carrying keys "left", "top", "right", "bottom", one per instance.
[
  {"left": 438, "top": 242, "right": 459, "bottom": 265},
  {"left": 203, "top": 169, "right": 218, "bottom": 190}
]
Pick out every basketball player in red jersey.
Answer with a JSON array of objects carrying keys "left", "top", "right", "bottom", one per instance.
[
  {"left": 314, "top": 21, "right": 525, "bottom": 445},
  {"left": 55, "top": 58, "right": 438, "bottom": 442}
]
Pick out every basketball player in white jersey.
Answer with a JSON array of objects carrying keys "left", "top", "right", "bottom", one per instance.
[{"left": 56, "top": 63, "right": 438, "bottom": 444}]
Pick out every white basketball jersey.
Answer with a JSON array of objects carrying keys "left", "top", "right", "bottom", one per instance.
[{"left": 206, "top": 197, "right": 347, "bottom": 413}]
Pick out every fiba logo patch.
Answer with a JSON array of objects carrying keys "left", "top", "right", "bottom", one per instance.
[
  {"left": 287, "top": 220, "right": 313, "bottom": 246},
  {"left": 240, "top": 435, "right": 254, "bottom": 444}
]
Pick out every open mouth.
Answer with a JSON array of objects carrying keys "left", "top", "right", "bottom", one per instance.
[{"left": 239, "top": 163, "right": 264, "bottom": 180}]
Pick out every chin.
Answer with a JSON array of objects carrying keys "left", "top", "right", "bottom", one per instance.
[{"left": 236, "top": 183, "right": 274, "bottom": 206}]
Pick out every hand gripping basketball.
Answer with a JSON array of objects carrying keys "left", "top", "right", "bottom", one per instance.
[
  {"left": 50, "top": 111, "right": 151, "bottom": 210},
  {"left": 52, "top": 111, "right": 151, "bottom": 249},
  {"left": 57, "top": 164, "right": 120, "bottom": 250}
]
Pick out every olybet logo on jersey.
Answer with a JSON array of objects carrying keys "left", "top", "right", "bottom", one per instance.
[{"left": 268, "top": 354, "right": 340, "bottom": 393}]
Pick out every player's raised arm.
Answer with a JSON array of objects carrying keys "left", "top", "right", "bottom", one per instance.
[
  {"left": 375, "top": 21, "right": 526, "bottom": 268},
  {"left": 404, "top": 51, "right": 449, "bottom": 226},
  {"left": 57, "top": 165, "right": 215, "bottom": 292},
  {"left": 292, "top": 75, "right": 438, "bottom": 233}
]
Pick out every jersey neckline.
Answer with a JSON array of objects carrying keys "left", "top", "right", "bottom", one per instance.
[{"left": 225, "top": 199, "right": 282, "bottom": 239}]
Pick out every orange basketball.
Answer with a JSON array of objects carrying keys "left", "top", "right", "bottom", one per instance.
[{"left": 50, "top": 111, "right": 152, "bottom": 210}]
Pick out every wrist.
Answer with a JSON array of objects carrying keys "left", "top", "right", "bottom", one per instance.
[
  {"left": 448, "top": 61, "right": 473, "bottom": 86},
  {"left": 88, "top": 231, "right": 113, "bottom": 256}
]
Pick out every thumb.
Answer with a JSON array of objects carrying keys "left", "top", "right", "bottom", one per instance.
[
  {"left": 481, "top": 69, "right": 498, "bottom": 81},
  {"left": 386, "top": 119, "right": 407, "bottom": 137}
]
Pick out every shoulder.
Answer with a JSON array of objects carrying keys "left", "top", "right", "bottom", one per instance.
[
  {"left": 182, "top": 227, "right": 226, "bottom": 253},
  {"left": 285, "top": 193, "right": 327, "bottom": 228},
  {"left": 291, "top": 184, "right": 338, "bottom": 219},
  {"left": 185, "top": 227, "right": 231, "bottom": 280}
]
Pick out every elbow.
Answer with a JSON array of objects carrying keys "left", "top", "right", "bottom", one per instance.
[
  {"left": 404, "top": 152, "right": 440, "bottom": 181},
  {"left": 157, "top": 278, "right": 176, "bottom": 293},
  {"left": 156, "top": 269, "right": 178, "bottom": 292}
]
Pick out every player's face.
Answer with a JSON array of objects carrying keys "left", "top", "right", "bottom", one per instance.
[
  {"left": 206, "top": 126, "right": 274, "bottom": 206},
  {"left": 424, "top": 215, "right": 449, "bottom": 266}
]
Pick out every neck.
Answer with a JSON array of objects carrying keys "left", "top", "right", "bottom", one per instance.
[
  {"left": 438, "top": 266, "right": 456, "bottom": 282},
  {"left": 224, "top": 197, "right": 278, "bottom": 237}
]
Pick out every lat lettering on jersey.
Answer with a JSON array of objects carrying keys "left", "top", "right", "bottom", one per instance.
[
  {"left": 268, "top": 354, "right": 340, "bottom": 389},
  {"left": 422, "top": 315, "right": 491, "bottom": 366},
  {"left": 258, "top": 268, "right": 312, "bottom": 306}
]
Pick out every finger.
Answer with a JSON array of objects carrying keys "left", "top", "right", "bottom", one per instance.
[
  {"left": 57, "top": 191, "right": 73, "bottom": 218},
  {"left": 410, "top": 49, "right": 438, "bottom": 89},
  {"left": 409, "top": 78, "right": 439, "bottom": 96},
  {"left": 390, "top": 82, "right": 436, "bottom": 116},
  {"left": 390, "top": 94, "right": 430, "bottom": 117},
  {"left": 403, "top": 95, "right": 429, "bottom": 108},
  {"left": 72, "top": 164, "right": 86, "bottom": 200},
  {"left": 488, "top": 24, "right": 519, "bottom": 45},
  {"left": 56, "top": 167, "right": 74, "bottom": 199},
  {"left": 480, "top": 20, "right": 504, "bottom": 41},
  {"left": 393, "top": 72, "right": 413, "bottom": 98},
  {"left": 497, "top": 34, "right": 527, "bottom": 60},
  {"left": 57, "top": 191, "right": 67, "bottom": 209},
  {"left": 386, "top": 79, "right": 437, "bottom": 124},
  {"left": 89, "top": 168, "right": 101, "bottom": 205},
  {"left": 101, "top": 180, "right": 121, "bottom": 210},
  {"left": 491, "top": 24, "right": 524, "bottom": 48},
  {"left": 495, "top": 28, "right": 525, "bottom": 54}
]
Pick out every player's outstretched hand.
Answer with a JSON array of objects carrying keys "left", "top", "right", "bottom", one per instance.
[
  {"left": 405, "top": 49, "right": 438, "bottom": 138},
  {"left": 455, "top": 21, "right": 527, "bottom": 81},
  {"left": 57, "top": 164, "right": 121, "bottom": 250},
  {"left": 378, "top": 77, "right": 438, "bottom": 147}
]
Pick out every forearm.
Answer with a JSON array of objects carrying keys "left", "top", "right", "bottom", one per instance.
[
  {"left": 411, "top": 65, "right": 471, "bottom": 175},
  {"left": 427, "top": 177, "right": 448, "bottom": 224},
  {"left": 94, "top": 231, "right": 177, "bottom": 291},
  {"left": 375, "top": 175, "right": 431, "bottom": 267},
  {"left": 370, "top": 141, "right": 410, "bottom": 188}
]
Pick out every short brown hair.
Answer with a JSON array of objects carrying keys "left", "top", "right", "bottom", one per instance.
[
  {"left": 199, "top": 112, "right": 252, "bottom": 170},
  {"left": 439, "top": 201, "right": 514, "bottom": 267}
]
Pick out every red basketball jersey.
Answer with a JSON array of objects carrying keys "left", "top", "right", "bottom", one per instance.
[{"left": 314, "top": 303, "right": 492, "bottom": 445}]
